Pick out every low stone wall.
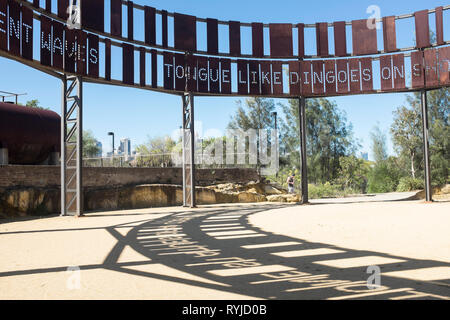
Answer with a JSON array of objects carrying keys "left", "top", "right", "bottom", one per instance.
[
  {"left": 0, "top": 166, "right": 262, "bottom": 218},
  {"left": 0, "top": 166, "right": 260, "bottom": 188},
  {"left": 0, "top": 184, "right": 269, "bottom": 218}
]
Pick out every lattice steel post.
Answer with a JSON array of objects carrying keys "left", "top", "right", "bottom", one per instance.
[
  {"left": 182, "top": 92, "right": 196, "bottom": 208},
  {"left": 298, "top": 97, "right": 309, "bottom": 204},
  {"left": 61, "top": 75, "right": 83, "bottom": 216},
  {"left": 421, "top": 90, "right": 432, "bottom": 202}
]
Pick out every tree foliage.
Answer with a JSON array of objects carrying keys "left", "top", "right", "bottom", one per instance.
[
  {"left": 390, "top": 88, "right": 449, "bottom": 186},
  {"left": 280, "top": 98, "right": 358, "bottom": 184},
  {"left": 82, "top": 130, "right": 101, "bottom": 158},
  {"left": 228, "top": 97, "right": 277, "bottom": 131},
  {"left": 136, "top": 135, "right": 176, "bottom": 155}
]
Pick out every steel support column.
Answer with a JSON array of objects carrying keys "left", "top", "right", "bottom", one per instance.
[
  {"left": 182, "top": 93, "right": 196, "bottom": 208},
  {"left": 420, "top": 90, "right": 433, "bottom": 202},
  {"left": 61, "top": 75, "right": 83, "bottom": 216},
  {"left": 298, "top": 97, "right": 309, "bottom": 204}
]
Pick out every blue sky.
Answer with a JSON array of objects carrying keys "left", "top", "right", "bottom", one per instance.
[{"left": 0, "top": 0, "right": 449, "bottom": 160}]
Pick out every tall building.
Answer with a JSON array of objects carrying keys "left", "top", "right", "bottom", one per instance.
[
  {"left": 360, "top": 152, "right": 369, "bottom": 161},
  {"left": 119, "top": 138, "right": 131, "bottom": 156},
  {"left": 96, "top": 141, "right": 102, "bottom": 157}
]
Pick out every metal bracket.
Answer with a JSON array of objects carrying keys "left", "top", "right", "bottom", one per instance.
[{"left": 61, "top": 75, "right": 83, "bottom": 216}]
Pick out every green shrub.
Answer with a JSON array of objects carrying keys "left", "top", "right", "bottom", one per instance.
[
  {"left": 309, "top": 182, "right": 340, "bottom": 199},
  {"left": 396, "top": 177, "right": 424, "bottom": 192},
  {"left": 367, "top": 160, "right": 402, "bottom": 193}
]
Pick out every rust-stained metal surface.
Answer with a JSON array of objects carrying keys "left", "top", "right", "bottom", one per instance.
[
  {"left": 186, "top": 55, "right": 197, "bottom": 92},
  {"left": 162, "top": 10, "right": 168, "bottom": 48},
  {"left": 57, "top": 0, "right": 68, "bottom": 20},
  {"left": 312, "top": 60, "right": 324, "bottom": 94},
  {"left": 300, "top": 61, "right": 312, "bottom": 96},
  {"left": 392, "top": 54, "right": 406, "bottom": 90},
  {"left": 289, "top": 61, "right": 300, "bottom": 96},
  {"left": 383, "top": 16, "right": 397, "bottom": 53},
  {"left": 237, "top": 60, "right": 248, "bottom": 95},
  {"left": 40, "top": 15, "right": 52, "bottom": 67},
  {"left": 175, "top": 53, "right": 186, "bottom": 91},
  {"left": 333, "top": 21, "right": 347, "bottom": 57},
  {"left": 207, "top": 18, "right": 219, "bottom": 55},
  {"left": 436, "top": 6, "right": 444, "bottom": 46},
  {"left": 8, "top": 0, "right": 20, "bottom": 56},
  {"left": 123, "top": 43, "right": 135, "bottom": 85},
  {"left": 249, "top": 60, "right": 260, "bottom": 95},
  {"left": 411, "top": 51, "right": 424, "bottom": 88},
  {"left": 151, "top": 49, "right": 158, "bottom": 88},
  {"left": 52, "top": 20, "right": 64, "bottom": 70},
  {"left": 0, "top": 102, "right": 60, "bottom": 165},
  {"left": 272, "top": 61, "right": 283, "bottom": 95},
  {"left": 380, "top": 55, "right": 393, "bottom": 91},
  {"left": 348, "top": 58, "right": 360, "bottom": 93},
  {"left": 111, "top": 0, "right": 122, "bottom": 37},
  {"left": 81, "top": 0, "right": 104, "bottom": 33},
  {"left": 197, "top": 56, "right": 208, "bottom": 93},
  {"left": 229, "top": 21, "right": 241, "bottom": 56},
  {"left": 127, "top": 1, "right": 134, "bottom": 40},
  {"left": 21, "top": 5, "right": 33, "bottom": 61},
  {"left": 76, "top": 30, "right": 87, "bottom": 75},
  {"left": 336, "top": 59, "right": 349, "bottom": 93},
  {"left": 0, "top": 1, "right": 6, "bottom": 51},
  {"left": 252, "top": 23, "right": 264, "bottom": 58},
  {"left": 424, "top": 49, "right": 438, "bottom": 87},
  {"left": 88, "top": 34, "right": 99, "bottom": 78},
  {"left": 269, "top": 24, "right": 293, "bottom": 57},
  {"left": 64, "top": 27, "right": 76, "bottom": 73},
  {"left": 174, "top": 13, "right": 197, "bottom": 52},
  {"left": 352, "top": 19, "right": 378, "bottom": 55},
  {"left": 360, "top": 57, "right": 373, "bottom": 92},
  {"left": 220, "top": 59, "right": 232, "bottom": 94},
  {"left": 415, "top": 10, "right": 430, "bottom": 49},
  {"left": 145, "top": 6, "right": 156, "bottom": 45},
  {"left": 439, "top": 46, "right": 450, "bottom": 85},
  {"left": 297, "top": 23, "right": 305, "bottom": 58},
  {"left": 105, "top": 38, "right": 111, "bottom": 81},
  {"left": 316, "top": 23, "right": 329, "bottom": 57},
  {"left": 163, "top": 52, "right": 174, "bottom": 90},
  {"left": 260, "top": 61, "right": 271, "bottom": 95},
  {"left": 324, "top": 60, "right": 337, "bottom": 95},
  {"left": 139, "top": 47, "right": 146, "bottom": 87},
  {"left": 209, "top": 57, "right": 220, "bottom": 93},
  {"left": 1, "top": 1, "right": 449, "bottom": 99}
]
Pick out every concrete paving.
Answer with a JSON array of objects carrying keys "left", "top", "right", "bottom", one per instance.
[{"left": 0, "top": 195, "right": 449, "bottom": 300}]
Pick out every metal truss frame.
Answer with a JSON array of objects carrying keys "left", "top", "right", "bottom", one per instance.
[
  {"left": 182, "top": 93, "right": 196, "bottom": 208},
  {"left": 60, "top": 75, "right": 83, "bottom": 216}
]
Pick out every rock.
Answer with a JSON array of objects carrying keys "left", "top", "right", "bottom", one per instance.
[
  {"left": 237, "top": 192, "right": 267, "bottom": 203},
  {"left": 264, "top": 185, "right": 284, "bottom": 195},
  {"left": 267, "top": 194, "right": 300, "bottom": 203}
]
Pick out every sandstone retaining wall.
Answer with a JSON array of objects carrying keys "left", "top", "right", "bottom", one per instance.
[{"left": 0, "top": 166, "right": 260, "bottom": 188}]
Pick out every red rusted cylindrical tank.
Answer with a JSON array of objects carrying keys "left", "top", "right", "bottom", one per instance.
[{"left": 0, "top": 102, "right": 60, "bottom": 164}]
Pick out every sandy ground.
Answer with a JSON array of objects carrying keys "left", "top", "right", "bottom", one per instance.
[
  {"left": 250, "top": 200, "right": 450, "bottom": 263},
  {"left": 0, "top": 196, "right": 449, "bottom": 300}
]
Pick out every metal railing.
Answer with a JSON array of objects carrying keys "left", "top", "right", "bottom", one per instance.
[{"left": 83, "top": 153, "right": 261, "bottom": 169}]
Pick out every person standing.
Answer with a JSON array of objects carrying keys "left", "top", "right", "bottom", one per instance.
[{"left": 287, "top": 174, "right": 295, "bottom": 194}]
